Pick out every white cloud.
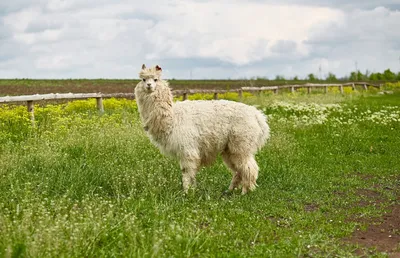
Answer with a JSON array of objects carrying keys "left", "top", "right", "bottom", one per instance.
[
  {"left": 145, "top": 1, "right": 343, "bottom": 65},
  {"left": 3, "top": 8, "right": 41, "bottom": 33},
  {"left": 242, "top": 0, "right": 400, "bottom": 10},
  {"left": 0, "top": 0, "right": 399, "bottom": 79},
  {"left": 303, "top": 7, "right": 400, "bottom": 77}
]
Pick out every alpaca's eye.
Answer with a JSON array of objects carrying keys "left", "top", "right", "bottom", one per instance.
[
  {"left": 142, "top": 78, "right": 145, "bottom": 82},
  {"left": 154, "top": 79, "right": 158, "bottom": 82}
]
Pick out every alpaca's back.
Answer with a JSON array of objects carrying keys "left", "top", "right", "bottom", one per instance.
[{"left": 169, "top": 100, "right": 269, "bottom": 164}]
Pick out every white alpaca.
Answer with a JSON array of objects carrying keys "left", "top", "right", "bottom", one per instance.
[{"left": 135, "top": 64, "right": 270, "bottom": 194}]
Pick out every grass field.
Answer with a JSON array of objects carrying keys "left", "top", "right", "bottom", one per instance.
[{"left": 0, "top": 89, "right": 399, "bottom": 257}]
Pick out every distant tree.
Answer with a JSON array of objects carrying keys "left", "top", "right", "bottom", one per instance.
[
  {"left": 349, "top": 72, "right": 357, "bottom": 81},
  {"left": 397, "top": 72, "right": 400, "bottom": 80},
  {"left": 274, "top": 75, "right": 285, "bottom": 81},
  {"left": 383, "top": 69, "right": 396, "bottom": 80},
  {"left": 293, "top": 76, "right": 299, "bottom": 81},
  {"left": 357, "top": 71, "right": 365, "bottom": 81},
  {"left": 307, "top": 73, "right": 316, "bottom": 81},
  {"left": 349, "top": 71, "right": 365, "bottom": 81},
  {"left": 326, "top": 72, "right": 337, "bottom": 82},
  {"left": 369, "top": 73, "right": 377, "bottom": 81},
  {"left": 369, "top": 72, "right": 381, "bottom": 81}
]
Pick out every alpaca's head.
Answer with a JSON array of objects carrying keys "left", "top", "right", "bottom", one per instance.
[{"left": 139, "top": 64, "right": 163, "bottom": 92}]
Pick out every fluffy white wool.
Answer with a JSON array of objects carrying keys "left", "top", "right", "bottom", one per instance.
[{"left": 135, "top": 65, "right": 270, "bottom": 194}]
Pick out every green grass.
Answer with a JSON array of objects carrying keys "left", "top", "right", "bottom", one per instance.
[{"left": 0, "top": 91, "right": 399, "bottom": 257}]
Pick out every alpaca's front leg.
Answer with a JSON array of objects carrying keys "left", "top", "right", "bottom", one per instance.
[
  {"left": 229, "top": 172, "right": 242, "bottom": 191},
  {"left": 180, "top": 159, "right": 199, "bottom": 194},
  {"left": 182, "top": 168, "right": 191, "bottom": 193},
  {"left": 181, "top": 168, "right": 197, "bottom": 194}
]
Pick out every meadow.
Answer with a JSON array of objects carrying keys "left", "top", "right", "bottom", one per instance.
[{"left": 0, "top": 83, "right": 399, "bottom": 257}]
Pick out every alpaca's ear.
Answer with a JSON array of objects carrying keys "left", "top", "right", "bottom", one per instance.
[
  {"left": 155, "top": 65, "right": 162, "bottom": 71},
  {"left": 141, "top": 64, "right": 146, "bottom": 70}
]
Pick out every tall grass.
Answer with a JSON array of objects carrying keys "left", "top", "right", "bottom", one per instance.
[{"left": 0, "top": 91, "right": 399, "bottom": 257}]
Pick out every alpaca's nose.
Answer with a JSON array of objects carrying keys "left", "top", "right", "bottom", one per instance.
[{"left": 147, "top": 83, "right": 151, "bottom": 87}]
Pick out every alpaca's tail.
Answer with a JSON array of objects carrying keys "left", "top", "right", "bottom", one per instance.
[
  {"left": 255, "top": 111, "right": 270, "bottom": 150},
  {"left": 240, "top": 156, "right": 259, "bottom": 194}
]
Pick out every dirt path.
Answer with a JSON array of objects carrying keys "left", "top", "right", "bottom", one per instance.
[
  {"left": 346, "top": 176, "right": 400, "bottom": 257},
  {"left": 350, "top": 202, "right": 400, "bottom": 257}
]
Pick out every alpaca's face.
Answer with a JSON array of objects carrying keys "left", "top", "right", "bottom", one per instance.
[
  {"left": 141, "top": 77, "right": 158, "bottom": 92},
  {"left": 139, "top": 64, "right": 162, "bottom": 93}
]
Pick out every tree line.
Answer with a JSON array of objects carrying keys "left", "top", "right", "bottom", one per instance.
[{"left": 270, "top": 69, "right": 400, "bottom": 82}]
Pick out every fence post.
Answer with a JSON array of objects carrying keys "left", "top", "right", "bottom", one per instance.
[
  {"left": 324, "top": 86, "right": 328, "bottom": 94},
  {"left": 339, "top": 85, "right": 344, "bottom": 94},
  {"left": 213, "top": 92, "right": 218, "bottom": 100},
  {"left": 27, "top": 100, "right": 35, "bottom": 126},
  {"left": 183, "top": 92, "right": 188, "bottom": 101},
  {"left": 291, "top": 86, "right": 295, "bottom": 93},
  {"left": 96, "top": 97, "right": 104, "bottom": 113},
  {"left": 363, "top": 84, "right": 367, "bottom": 91},
  {"left": 238, "top": 89, "right": 243, "bottom": 101},
  {"left": 352, "top": 83, "right": 356, "bottom": 91},
  {"left": 307, "top": 86, "right": 311, "bottom": 94}
]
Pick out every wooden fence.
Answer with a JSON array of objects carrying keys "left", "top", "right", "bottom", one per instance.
[{"left": 0, "top": 82, "right": 381, "bottom": 124}]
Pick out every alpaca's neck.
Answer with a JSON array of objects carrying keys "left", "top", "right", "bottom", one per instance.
[{"left": 136, "top": 84, "right": 174, "bottom": 139}]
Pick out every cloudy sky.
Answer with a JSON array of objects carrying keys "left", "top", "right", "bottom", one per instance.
[{"left": 0, "top": 0, "right": 399, "bottom": 79}]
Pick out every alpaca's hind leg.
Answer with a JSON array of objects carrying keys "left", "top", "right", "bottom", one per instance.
[
  {"left": 180, "top": 159, "right": 200, "bottom": 194},
  {"left": 229, "top": 173, "right": 242, "bottom": 191},
  {"left": 223, "top": 153, "right": 259, "bottom": 194},
  {"left": 222, "top": 153, "right": 242, "bottom": 191}
]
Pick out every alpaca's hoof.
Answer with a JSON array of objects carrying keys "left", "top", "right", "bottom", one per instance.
[
  {"left": 241, "top": 187, "right": 250, "bottom": 195},
  {"left": 223, "top": 190, "right": 231, "bottom": 195},
  {"left": 183, "top": 189, "right": 191, "bottom": 195},
  {"left": 183, "top": 186, "right": 196, "bottom": 196},
  {"left": 221, "top": 189, "right": 233, "bottom": 197},
  {"left": 242, "top": 187, "right": 255, "bottom": 195}
]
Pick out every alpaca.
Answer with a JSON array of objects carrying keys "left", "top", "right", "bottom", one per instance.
[{"left": 135, "top": 64, "right": 270, "bottom": 194}]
